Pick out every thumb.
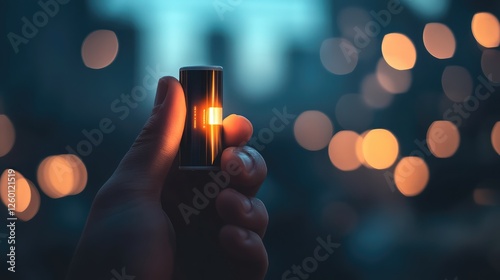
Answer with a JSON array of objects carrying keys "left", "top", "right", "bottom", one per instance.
[{"left": 112, "top": 76, "right": 186, "bottom": 191}]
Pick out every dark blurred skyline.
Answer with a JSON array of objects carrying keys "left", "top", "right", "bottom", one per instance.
[{"left": 1, "top": 0, "right": 500, "bottom": 279}]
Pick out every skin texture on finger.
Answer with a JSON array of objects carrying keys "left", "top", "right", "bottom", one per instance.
[
  {"left": 221, "top": 146, "right": 267, "bottom": 197},
  {"left": 216, "top": 188, "right": 269, "bottom": 237},
  {"left": 223, "top": 114, "right": 253, "bottom": 147},
  {"left": 109, "top": 76, "right": 186, "bottom": 193},
  {"left": 219, "top": 225, "right": 268, "bottom": 280}
]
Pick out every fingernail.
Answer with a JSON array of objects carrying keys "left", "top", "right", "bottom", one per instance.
[
  {"left": 154, "top": 78, "right": 169, "bottom": 107},
  {"left": 233, "top": 147, "right": 255, "bottom": 172},
  {"left": 242, "top": 197, "right": 253, "bottom": 213}
]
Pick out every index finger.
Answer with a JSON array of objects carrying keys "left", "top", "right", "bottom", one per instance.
[{"left": 223, "top": 114, "right": 253, "bottom": 147}]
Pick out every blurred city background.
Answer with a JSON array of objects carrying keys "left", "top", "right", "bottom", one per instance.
[{"left": 1, "top": 0, "right": 500, "bottom": 279}]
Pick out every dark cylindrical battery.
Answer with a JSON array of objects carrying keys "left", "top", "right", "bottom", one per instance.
[{"left": 179, "top": 66, "right": 223, "bottom": 170}]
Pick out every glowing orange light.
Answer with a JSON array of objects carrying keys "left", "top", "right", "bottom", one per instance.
[
  {"left": 81, "top": 30, "right": 119, "bottom": 69},
  {"left": 0, "top": 170, "right": 32, "bottom": 213},
  {"left": 16, "top": 179, "right": 41, "bottom": 221},
  {"left": 37, "top": 154, "right": 88, "bottom": 198},
  {"left": 491, "top": 122, "right": 500, "bottom": 155},
  {"left": 395, "top": 157, "right": 429, "bottom": 197},
  {"left": 294, "top": 111, "right": 334, "bottom": 151},
  {"left": 427, "top": 121, "right": 460, "bottom": 158},
  {"left": 328, "top": 131, "right": 362, "bottom": 171},
  {"left": 362, "top": 129, "right": 399, "bottom": 169},
  {"left": 355, "top": 131, "right": 370, "bottom": 167},
  {"left": 206, "top": 70, "right": 222, "bottom": 163},
  {"left": 423, "top": 23, "right": 456, "bottom": 59},
  {"left": 472, "top": 12, "right": 500, "bottom": 48},
  {"left": 208, "top": 107, "right": 223, "bottom": 125},
  {"left": 0, "top": 115, "right": 15, "bottom": 157},
  {"left": 193, "top": 106, "right": 197, "bottom": 129},
  {"left": 382, "top": 33, "right": 417, "bottom": 70}
]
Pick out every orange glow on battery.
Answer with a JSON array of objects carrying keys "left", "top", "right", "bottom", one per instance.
[
  {"left": 208, "top": 107, "right": 223, "bottom": 125},
  {"left": 208, "top": 70, "right": 221, "bottom": 162},
  {"left": 203, "top": 108, "right": 206, "bottom": 128},
  {"left": 193, "top": 106, "right": 197, "bottom": 129},
  {"left": 179, "top": 66, "right": 223, "bottom": 169}
]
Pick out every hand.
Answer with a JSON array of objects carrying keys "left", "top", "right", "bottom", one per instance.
[{"left": 67, "top": 77, "right": 269, "bottom": 280}]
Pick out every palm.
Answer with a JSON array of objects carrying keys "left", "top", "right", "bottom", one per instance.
[{"left": 68, "top": 185, "right": 175, "bottom": 279}]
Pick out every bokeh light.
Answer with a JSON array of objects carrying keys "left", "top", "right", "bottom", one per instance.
[
  {"left": 441, "top": 65, "right": 473, "bottom": 102},
  {"left": 294, "top": 111, "right": 334, "bottom": 151},
  {"left": 381, "top": 33, "right": 417, "bottom": 70},
  {"left": 16, "top": 179, "right": 41, "bottom": 221},
  {"left": 0, "top": 115, "right": 15, "bottom": 157},
  {"left": 427, "top": 120, "right": 460, "bottom": 158},
  {"left": 81, "top": 30, "right": 119, "bottom": 69},
  {"left": 394, "top": 157, "right": 430, "bottom": 197},
  {"left": 0, "top": 170, "right": 32, "bottom": 213},
  {"left": 328, "top": 131, "right": 362, "bottom": 171},
  {"left": 473, "top": 188, "right": 497, "bottom": 206},
  {"left": 361, "top": 129, "right": 399, "bottom": 169},
  {"left": 11, "top": 176, "right": 31, "bottom": 213},
  {"left": 320, "top": 38, "right": 358, "bottom": 75},
  {"left": 335, "top": 94, "right": 374, "bottom": 132},
  {"left": 376, "top": 58, "right": 412, "bottom": 94},
  {"left": 355, "top": 130, "right": 370, "bottom": 168},
  {"left": 37, "top": 154, "right": 88, "bottom": 198},
  {"left": 361, "top": 74, "right": 393, "bottom": 109},
  {"left": 491, "top": 122, "right": 500, "bottom": 155},
  {"left": 481, "top": 49, "right": 500, "bottom": 83},
  {"left": 423, "top": 23, "right": 456, "bottom": 59},
  {"left": 5, "top": 0, "right": 500, "bottom": 278},
  {"left": 471, "top": 12, "right": 500, "bottom": 48},
  {"left": 0, "top": 171, "right": 40, "bottom": 221}
]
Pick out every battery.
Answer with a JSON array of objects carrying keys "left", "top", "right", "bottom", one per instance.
[{"left": 179, "top": 66, "right": 223, "bottom": 170}]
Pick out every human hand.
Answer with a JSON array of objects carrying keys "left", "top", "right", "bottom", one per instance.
[{"left": 67, "top": 77, "right": 268, "bottom": 280}]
